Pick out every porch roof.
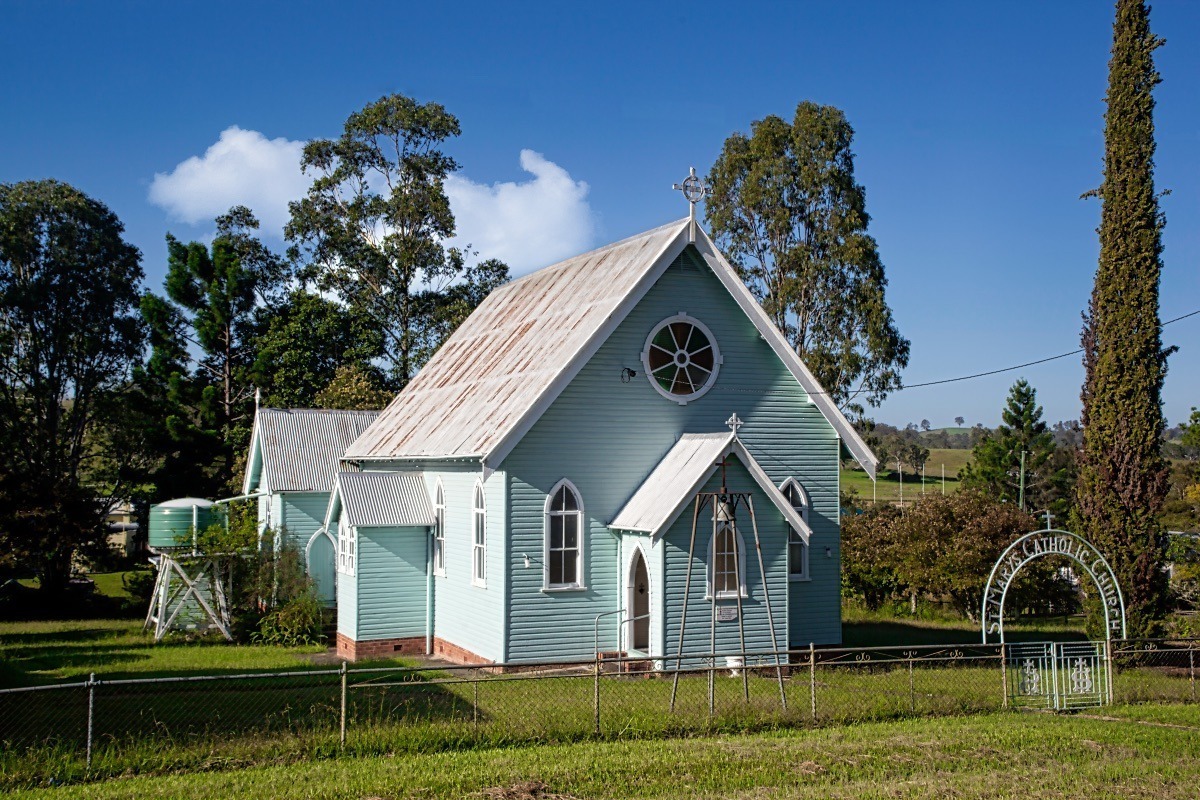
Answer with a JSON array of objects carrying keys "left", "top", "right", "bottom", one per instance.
[
  {"left": 324, "top": 471, "right": 435, "bottom": 529},
  {"left": 608, "top": 432, "right": 813, "bottom": 543}
]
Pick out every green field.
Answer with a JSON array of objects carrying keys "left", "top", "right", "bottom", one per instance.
[
  {"left": 841, "top": 448, "right": 971, "bottom": 506},
  {"left": 10, "top": 705, "right": 1200, "bottom": 799}
]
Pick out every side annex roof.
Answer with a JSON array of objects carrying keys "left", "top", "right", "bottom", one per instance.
[
  {"left": 345, "top": 219, "right": 878, "bottom": 479},
  {"left": 243, "top": 408, "right": 380, "bottom": 495},
  {"left": 323, "top": 471, "right": 435, "bottom": 530}
]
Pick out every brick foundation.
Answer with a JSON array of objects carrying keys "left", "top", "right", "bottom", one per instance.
[{"left": 336, "top": 632, "right": 489, "bottom": 665}]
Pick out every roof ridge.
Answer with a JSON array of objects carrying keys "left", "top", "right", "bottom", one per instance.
[{"left": 501, "top": 217, "right": 688, "bottom": 290}]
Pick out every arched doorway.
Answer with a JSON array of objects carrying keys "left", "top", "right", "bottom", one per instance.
[{"left": 628, "top": 548, "right": 650, "bottom": 654}]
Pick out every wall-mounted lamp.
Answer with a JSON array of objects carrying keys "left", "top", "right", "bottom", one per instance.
[
  {"left": 620, "top": 367, "right": 638, "bottom": 383},
  {"left": 523, "top": 553, "right": 531, "bottom": 569},
  {"left": 824, "top": 546, "right": 833, "bottom": 559}
]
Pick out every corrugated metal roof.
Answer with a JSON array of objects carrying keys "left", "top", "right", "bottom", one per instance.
[
  {"left": 334, "top": 471, "right": 434, "bottom": 528},
  {"left": 343, "top": 217, "right": 877, "bottom": 479},
  {"left": 250, "top": 408, "right": 380, "bottom": 493},
  {"left": 609, "top": 433, "right": 812, "bottom": 542},
  {"left": 345, "top": 220, "right": 690, "bottom": 461}
]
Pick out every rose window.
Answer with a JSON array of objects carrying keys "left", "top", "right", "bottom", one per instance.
[{"left": 641, "top": 314, "right": 721, "bottom": 403}]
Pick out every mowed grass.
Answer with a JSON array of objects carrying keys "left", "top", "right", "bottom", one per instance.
[
  {"left": 11, "top": 704, "right": 1200, "bottom": 800},
  {"left": 0, "top": 619, "right": 411, "bottom": 687},
  {"left": 841, "top": 604, "right": 1086, "bottom": 647},
  {"left": 841, "top": 448, "right": 971, "bottom": 506}
]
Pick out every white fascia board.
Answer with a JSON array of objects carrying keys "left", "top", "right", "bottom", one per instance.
[
  {"left": 690, "top": 230, "right": 879, "bottom": 480},
  {"left": 730, "top": 440, "right": 813, "bottom": 544},
  {"left": 242, "top": 421, "right": 263, "bottom": 496},
  {"left": 322, "top": 480, "right": 343, "bottom": 532},
  {"left": 483, "top": 220, "right": 693, "bottom": 472}
]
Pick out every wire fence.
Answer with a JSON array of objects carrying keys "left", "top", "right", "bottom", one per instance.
[{"left": 0, "top": 637, "right": 1196, "bottom": 788}]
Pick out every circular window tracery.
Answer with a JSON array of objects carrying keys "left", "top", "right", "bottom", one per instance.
[{"left": 641, "top": 314, "right": 721, "bottom": 403}]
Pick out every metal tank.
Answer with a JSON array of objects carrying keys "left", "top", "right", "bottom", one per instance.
[{"left": 147, "top": 498, "right": 223, "bottom": 552}]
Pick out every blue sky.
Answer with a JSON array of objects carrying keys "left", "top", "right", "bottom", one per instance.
[{"left": 2, "top": 1, "right": 1197, "bottom": 429}]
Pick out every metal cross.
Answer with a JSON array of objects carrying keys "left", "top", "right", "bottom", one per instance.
[
  {"left": 1043, "top": 509, "right": 1055, "bottom": 531},
  {"left": 673, "top": 167, "right": 710, "bottom": 221},
  {"left": 726, "top": 413, "right": 744, "bottom": 436}
]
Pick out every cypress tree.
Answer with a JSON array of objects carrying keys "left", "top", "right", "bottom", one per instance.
[{"left": 1076, "top": 0, "right": 1172, "bottom": 637}]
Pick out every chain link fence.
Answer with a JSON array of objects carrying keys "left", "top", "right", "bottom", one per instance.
[{"left": 1, "top": 637, "right": 1196, "bottom": 788}]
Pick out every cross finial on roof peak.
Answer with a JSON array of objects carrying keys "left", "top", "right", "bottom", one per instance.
[
  {"left": 726, "top": 413, "right": 744, "bottom": 436},
  {"left": 672, "top": 167, "right": 710, "bottom": 222}
]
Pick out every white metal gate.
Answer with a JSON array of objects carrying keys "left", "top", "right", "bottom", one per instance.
[{"left": 1007, "top": 641, "right": 1111, "bottom": 710}]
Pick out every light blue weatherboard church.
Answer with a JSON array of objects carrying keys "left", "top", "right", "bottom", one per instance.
[{"left": 326, "top": 212, "right": 878, "bottom": 664}]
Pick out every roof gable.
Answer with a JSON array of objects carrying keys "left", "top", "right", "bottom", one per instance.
[
  {"left": 243, "top": 408, "right": 381, "bottom": 495},
  {"left": 609, "top": 432, "right": 813, "bottom": 542},
  {"left": 346, "top": 219, "right": 877, "bottom": 478}
]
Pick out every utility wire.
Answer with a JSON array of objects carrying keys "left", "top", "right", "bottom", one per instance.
[{"left": 900, "top": 307, "right": 1199, "bottom": 392}]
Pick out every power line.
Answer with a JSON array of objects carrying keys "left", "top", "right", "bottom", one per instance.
[{"left": 899, "top": 307, "right": 1199, "bottom": 392}]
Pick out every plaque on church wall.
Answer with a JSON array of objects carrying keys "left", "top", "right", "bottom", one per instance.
[{"left": 717, "top": 606, "right": 738, "bottom": 622}]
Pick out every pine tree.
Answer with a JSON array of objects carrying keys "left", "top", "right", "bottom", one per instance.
[
  {"left": 961, "top": 379, "right": 1072, "bottom": 516},
  {"left": 1075, "top": 0, "right": 1172, "bottom": 637}
]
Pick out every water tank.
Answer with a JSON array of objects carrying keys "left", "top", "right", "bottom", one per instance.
[{"left": 148, "top": 498, "right": 223, "bottom": 552}]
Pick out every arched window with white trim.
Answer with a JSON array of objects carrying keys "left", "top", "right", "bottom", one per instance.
[
  {"left": 472, "top": 482, "right": 486, "bottom": 587},
  {"left": 707, "top": 499, "right": 746, "bottom": 598},
  {"left": 432, "top": 480, "right": 445, "bottom": 576},
  {"left": 545, "top": 480, "right": 584, "bottom": 589},
  {"left": 782, "top": 479, "right": 810, "bottom": 581},
  {"left": 337, "top": 517, "right": 356, "bottom": 576}
]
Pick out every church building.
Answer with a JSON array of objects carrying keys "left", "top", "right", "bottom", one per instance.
[{"left": 323, "top": 214, "right": 878, "bottom": 665}]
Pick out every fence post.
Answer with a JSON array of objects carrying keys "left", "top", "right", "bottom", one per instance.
[
  {"left": 594, "top": 652, "right": 601, "bottom": 735},
  {"left": 339, "top": 661, "right": 347, "bottom": 749},
  {"left": 1189, "top": 645, "right": 1195, "bottom": 704},
  {"left": 808, "top": 643, "right": 816, "bottom": 722},
  {"left": 999, "top": 643, "right": 1008, "bottom": 709},
  {"left": 473, "top": 677, "right": 479, "bottom": 727},
  {"left": 908, "top": 654, "right": 915, "bottom": 714},
  {"left": 85, "top": 672, "right": 96, "bottom": 770}
]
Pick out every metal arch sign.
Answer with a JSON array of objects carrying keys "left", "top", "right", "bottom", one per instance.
[{"left": 981, "top": 529, "right": 1126, "bottom": 644}]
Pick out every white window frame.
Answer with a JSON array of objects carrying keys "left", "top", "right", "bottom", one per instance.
[
  {"left": 543, "top": 479, "right": 585, "bottom": 591},
  {"left": 706, "top": 518, "right": 747, "bottom": 600},
  {"left": 781, "top": 478, "right": 811, "bottom": 581},
  {"left": 337, "top": 516, "right": 356, "bottom": 577},
  {"left": 432, "top": 480, "right": 446, "bottom": 576},
  {"left": 472, "top": 481, "right": 486, "bottom": 587},
  {"left": 640, "top": 313, "right": 723, "bottom": 405}
]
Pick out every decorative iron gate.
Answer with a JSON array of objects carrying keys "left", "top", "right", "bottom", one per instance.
[{"left": 1007, "top": 641, "right": 1111, "bottom": 710}]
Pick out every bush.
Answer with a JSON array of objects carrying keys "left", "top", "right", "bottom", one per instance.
[{"left": 253, "top": 590, "right": 323, "bottom": 646}]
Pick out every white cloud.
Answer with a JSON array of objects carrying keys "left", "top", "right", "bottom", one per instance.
[
  {"left": 148, "top": 126, "right": 307, "bottom": 236},
  {"left": 445, "top": 149, "right": 595, "bottom": 273},
  {"left": 150, "top": 131, "right": 595, "bottom": 268}
]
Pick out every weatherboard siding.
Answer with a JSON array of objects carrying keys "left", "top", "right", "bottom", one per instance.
[
  {"left": 337, "top": 548, "right": 357, "bottom": 641},
  {"left": 408, "top": 463, "right": 506, "bottom": 662},
  {"left": 280, "top": 492, "right": 329, "bottom": 550},
  {"left": 502, "top": 245, "right": 843, "bottom": 661},
  {"left": 354, "top": 526, "right": 427, "bottom": 641}
]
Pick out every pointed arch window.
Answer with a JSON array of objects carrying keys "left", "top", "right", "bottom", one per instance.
[
  {"left": 472, "top": 482, "right": 486, "bottom": 587},
  {"left": 433, "top": 480, "right": 445, "bottom": 576},
  {"left": 707, "top": 499, "right": 747, "bottom": 599},
  {"left": 782, "top": 479, "right": 810, "bottom": 581},
  {"left": 545, "top": 481, "right": 584, "bottom": 589}
]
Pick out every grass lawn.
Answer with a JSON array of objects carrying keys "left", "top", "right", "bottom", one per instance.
[
  {"left": 0, "top": 619, "right": 410, "bottom": 687},
  {"left": 841, "top": 604, "right": 1086, "bottom": 647},
  {"left": 841, "top": 448, "right": 971, "bottom": 506},
  {"left": 10, "top": 704, "right": 1200, "bottom": 799}
]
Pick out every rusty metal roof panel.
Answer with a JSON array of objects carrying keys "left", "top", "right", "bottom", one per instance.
[
  {"left": 255, "top": 408, "right": 380, "bottom": 493},
  {"left": 335, "top": 471, "right": 434, "bottom": 528},
  {"left": 345, "top": 219, "right": 689, "bottom": 461}
]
